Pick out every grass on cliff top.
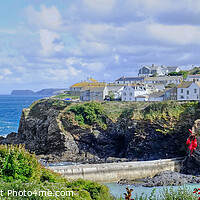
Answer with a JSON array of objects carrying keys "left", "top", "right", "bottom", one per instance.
[
  {"left": 0, "top": 144, "right": 117, "bottom": 200},
  {"left": 53, "top": 93, "right": 79, "bottom": 99}
]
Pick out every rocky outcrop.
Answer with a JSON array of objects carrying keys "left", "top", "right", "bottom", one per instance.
[
  {"left": 118, "top": 171, "right": 200, "bottom": 187},
  {"left": 1, "top": 99, "right": 200, "bottom": 164}
]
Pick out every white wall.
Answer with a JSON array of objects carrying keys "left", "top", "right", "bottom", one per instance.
[
  {"left": 121, "top": 86, "right": 147, "bottom": 101},
  {"left": 177, "top": 82, "right": 200, "bottom": 101}
]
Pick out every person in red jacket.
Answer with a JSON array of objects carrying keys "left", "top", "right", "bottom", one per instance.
[{"left": 186, "top": 129, "right": 198, "bottom": 156}]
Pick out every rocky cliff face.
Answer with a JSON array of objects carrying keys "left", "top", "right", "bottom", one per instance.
[{"left": 2, "top": 99, "right": 200, "bottom": 164}]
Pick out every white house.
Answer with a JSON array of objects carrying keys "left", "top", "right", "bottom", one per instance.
[
  {"left": 107, "top": 84, "right": 125, "bottom": 100},
  {"left": 144, "top": 76, "right": 183, "bottom": 91},
  {"left": 148, "top": 92, "right": 164, "bottom": 101},
  {"left": 121, "top": 85, "right": 148, "bottom": 101},
  {"left": 138, "top": 64, "right": 168, "bottom": 77},
  {"left": 186, "top": 74, "right": 200, "bottom": 82},
  {"left": 138, "top": 64, "right": 180, "bottom": 77},
  {"left": 177, "top": 81, "right": 200, "bottom": 101},
  {"left": 135, "top": 95, "right": 149, "bottom": 101},
  {"left": 167, "top": 66, "right": 180, "bottom": 73},
  {"left": 80, "top": 86, "right": 108, "bottom": 101}
]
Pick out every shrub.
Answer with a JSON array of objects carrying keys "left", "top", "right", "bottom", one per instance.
[
  {"left": 68, "top": 101, "right": 107, "bottom": 127},
  {"left": 0, "top": 144, "right": 41, "bottom": 182}
]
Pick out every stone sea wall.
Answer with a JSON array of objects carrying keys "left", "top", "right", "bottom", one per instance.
[{"left": 48, "top": 158, "right": 183, "bottom": 183}]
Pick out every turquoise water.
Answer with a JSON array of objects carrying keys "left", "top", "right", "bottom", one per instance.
[
  {"left": 105, "top": 182, "right": 200, "bottom": 199},
  {"left": 0, "top": 95, "right": 45, "bottom": 136}
]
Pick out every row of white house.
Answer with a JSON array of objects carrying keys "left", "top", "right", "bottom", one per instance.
[{"left": 121, "top": 80, "right": 200, "bottom": 102}]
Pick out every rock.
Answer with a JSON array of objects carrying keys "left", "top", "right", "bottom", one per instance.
[
  {"left": 0, "top": 99, "right": 194, "bottom": 164},
  {"left": 118, "top": 171, "right": 200, "bottom": 187}
]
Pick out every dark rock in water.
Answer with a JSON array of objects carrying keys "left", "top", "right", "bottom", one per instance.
[{"left": 118, "top": 171, "right": 200, "bottom": 187}]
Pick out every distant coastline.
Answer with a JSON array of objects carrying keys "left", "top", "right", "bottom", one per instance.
[{"left": 11, "top": 88, "right": 68, "bottom": 96}]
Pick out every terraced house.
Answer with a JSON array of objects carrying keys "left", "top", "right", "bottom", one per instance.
[
  {"left": 177, "top": 80, "right": 200, "bottom": 101},
  {"left": 121, "top": 85, "right": 147, "bottom": 101},
  {"left": 144, "top": 76, "right": 183, "bottom": 91}
]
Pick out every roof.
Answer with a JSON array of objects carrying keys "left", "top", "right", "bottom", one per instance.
[
  {"left": 177, "top": 81, "right": 193, "bottom": 88},
  {"left": 187, "top": 74, "right": 200, "bottom": 78},
  {"left": 167, "top": 66, "right": 179, "bottom": 71},
  {"left": 165, "top": 87, "right": 177, "bottom": 92},
  {"left": 80, "top": 86, "right": 106, "bottom": 92},
  {"left": 70, "top": 82, "right": 106, "bottom": 88},
  {"left": 135, "top": 95, "right": 149, "bottom": 98},
  {"left": 144, "top": 76, "right": 183, "bottom": 81},
  {"left": 149, "top": 92, "right": 164, "bottom": 98},
  {"left": 115, "top": 76, "right": 144, "bottom": 82},
  {"left": 88, "top": 78, "right": 97, "bottom": 82},
  {"left": 107, "top": 85, "right": 124, "bottom": 92}
]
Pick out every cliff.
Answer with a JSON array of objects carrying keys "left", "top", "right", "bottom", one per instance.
[{"left": 2, "top": 99, "right": 200, "bottom": 164}]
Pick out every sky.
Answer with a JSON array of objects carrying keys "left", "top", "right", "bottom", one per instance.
[{"left": 0, "top": 0, "right": 199, "bottom": 94}]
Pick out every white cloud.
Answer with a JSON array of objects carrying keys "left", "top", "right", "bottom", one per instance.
[
  {"left": 3, "top": 69, "right": 12, "bottom": 76},
  {"left": 83, "top": 0, "right": 116, "bottom": 14},
  {"left": 84, "top": 62, "right": 105, "bottom": 72},
  {"left": 25, "top": 5, "right": 62, "bottom": 30},
  {"left": 148, "top": 24, "right": 200, "bottom": 45},
  {"left": 39, "top": 29, "right": 64, "bottom": 56}
]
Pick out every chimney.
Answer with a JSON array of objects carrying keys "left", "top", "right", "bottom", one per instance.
[{"left": 152, "top": 64, "right": 155, "bottom": 67}]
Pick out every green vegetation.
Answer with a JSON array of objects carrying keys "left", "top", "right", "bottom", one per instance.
[
  {"left": 68, "top": 101, "right": 107, "bottom": 128},
  {"left": 188, "top": 66, "right": 200, "bottom": 75},
  {"left": 165, "top": 83, "right": 176, "bottom": 88},
  {"left": 0, "top": 144, "right": 116, "bottom": 199},
  {"left": 168, "top": 71, "right": 188, "bottom": 79},
  {"left": 65, "top": 101, "right": 200, "bottom": 135},
  {"left": 132, "top": 186, "right": 198, "bottom": 200},
  {"left": 53, "top": 93, "right": 79, "bottom": 100}
]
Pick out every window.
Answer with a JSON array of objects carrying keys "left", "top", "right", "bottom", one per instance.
[
  {"left": 124, "top": 93, "right": 126, "bottom": 96},
  {"left": 194, "top": 89, "right": 197, "bottom": 93},
  {"left": 181, "top": 89, "right": 183, "bottom": 93},
  {"left": 180, "top": 95, "right": 184, "bottom": 99},
  {"left": 187, "top": 96, "right": 189, "bottom": 99},
  {"left": 130, "top": 93, "right": 132, "bottom": 96},
  {"left": 187, "top": 90, "right": 189, "bottom": 95}
]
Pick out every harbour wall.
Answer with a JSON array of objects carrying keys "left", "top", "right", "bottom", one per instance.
[{"left": 48, "top": 158, "right": 183, "bottom": 183}]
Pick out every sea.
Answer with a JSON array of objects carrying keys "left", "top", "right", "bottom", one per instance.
[
  {"left": 0, "top": 95, "right": 199, "bottom": 198},
  {"left": 0, "top": 95, "right": 45, "bottom": 137}
]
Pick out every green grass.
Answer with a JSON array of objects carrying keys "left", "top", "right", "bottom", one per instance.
[{"left": 53, "top": 94, "right": 79, "bottom": 99}]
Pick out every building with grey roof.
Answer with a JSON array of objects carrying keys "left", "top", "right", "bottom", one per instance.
[{"left": 114, "top": 76, "right": 144, "bottom": 84}]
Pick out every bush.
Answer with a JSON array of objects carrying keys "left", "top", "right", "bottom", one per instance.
[
  {"left": 0, "top": 144, "right": 41, "bottom": 182},
  {"left": 0, "top": 144, "right": 116, "bottom": 199},
  {"left": 68, "top": 101, "right": 107, "bottom": 127}
]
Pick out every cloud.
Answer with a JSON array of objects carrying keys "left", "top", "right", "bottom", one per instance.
[
  {"left": 83, "top": 0, "right": 116, "bottom": 14},
  {"left": 2, "top": 0, "right": 200, "bottom": 94},
  {"left": 25, "top": 5, "right": 62, "bottom": 30},
  {"left": 148, "top": 24, "right": 200, "bottom": 45},
  {"left": 39, "top": 29, "right": 64, "bottom": 56}
]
